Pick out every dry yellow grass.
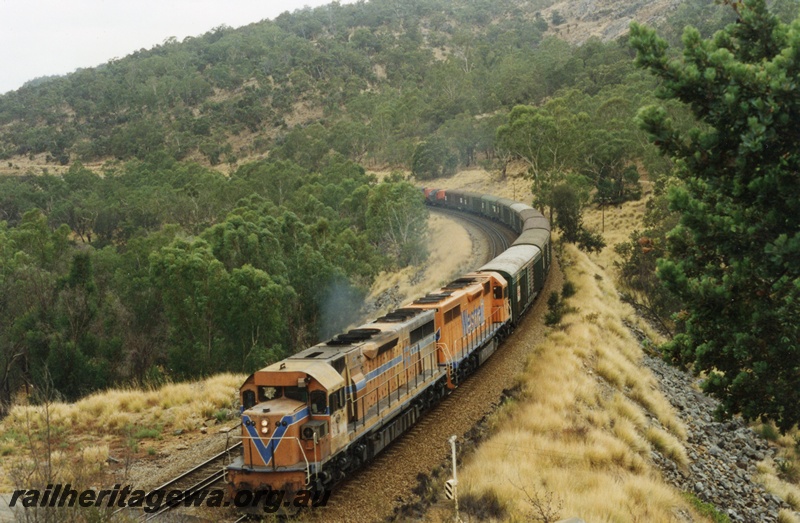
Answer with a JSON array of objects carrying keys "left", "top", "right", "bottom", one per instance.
[
  {"left": 0, "top": 373, "right": 244, "bottom": 491},
  {"left": 754, "top": 425, "right": 800, "bottom": 511},
  {"left": 0, "top": 374, "right": 244, "bottom": 433},
  {"left": 1, "top": 373, "right": 243, "bottom": 446},
  {"left": 360, "top": 212, "right": 474, "bottom": 325},
  {"left": 779, "top": 509, "right": 800, "bottom": 523},
  {"left": 456, "top": 244, "right": 700, "bottom": 522},
  {"left": 581, "top": 181, "right": 653, "bottom": 280},
  {"left": 756, "top": 458, "right": 800, "bottom": 511}
]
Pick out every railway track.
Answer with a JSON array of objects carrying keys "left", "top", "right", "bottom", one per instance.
[
  {"left": 133, "top": 209, "right": 528, "bottom": 523},
  {"left": 113, "top": 440, "right": 241, "bottom": 521},
  {"left": 308, "top": 212, "right": 559, "bottom": 523},
  {"left": 312, "top": 274, "right": 561, "bottom": 522},
  {"left": 143, "top": 441, "right": 240, "bottom": 520}
]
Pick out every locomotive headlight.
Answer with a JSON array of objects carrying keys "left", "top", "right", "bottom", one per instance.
[
  {"left": 261, "top": 420, "right": 268, "bottom": 427},
  {"left": 261, "top": 427, "right": 269, "bottom": 434}
]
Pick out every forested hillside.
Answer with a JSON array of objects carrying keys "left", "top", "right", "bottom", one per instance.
[
  {"left": 0, "top": 0, "right": 673, "bottom": 413},
  {"left": 0, "top": 0, "right": 739, "bottom": 173},
  {"left": 0, "top": 0, "right": 554, "bottom": 169},
  {"left": 1, "top": 0, "right": 799, "bottom": 435},
  {"left": 0, "top": 154, "right": 432, "bottom": 411}
]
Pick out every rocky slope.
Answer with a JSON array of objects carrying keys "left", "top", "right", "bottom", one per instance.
[
  {"left": 541, "top": 0, "right": 682, "bottom": 44},
  {"left": 642, "top": 350, "right": 798, "bottom": 522}
]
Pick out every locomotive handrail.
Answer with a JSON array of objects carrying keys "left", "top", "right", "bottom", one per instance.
[
  {"left": 235, "top": 434, "right": 312, "bottom": 485},
  {"left": 437, "top": 342, "right": 456, "bottom": 385},
  {"left": 437, "top": 342, "right": 454, "bottom": 365}
]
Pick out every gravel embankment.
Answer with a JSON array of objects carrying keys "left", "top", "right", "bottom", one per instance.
[{"left": 641, "top": 347, "right": 797, "bottom": 522}]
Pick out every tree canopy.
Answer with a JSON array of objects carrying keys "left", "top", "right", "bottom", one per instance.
[
  {"left": 630, "top": 0, "right": 800, "bottom": 431},
  {"left": 0, "top": 156, "right": 427, "bottom": 411}
]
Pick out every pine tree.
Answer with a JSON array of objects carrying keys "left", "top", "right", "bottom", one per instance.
[{"left": 630, "top": 0, "right": 800, "bottom": 431}]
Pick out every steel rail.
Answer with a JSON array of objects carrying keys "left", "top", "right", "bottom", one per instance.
[{"left": 109, "top": 439, "right": 241, "bottom": 520}]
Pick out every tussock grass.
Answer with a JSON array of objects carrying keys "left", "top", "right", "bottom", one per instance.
[
  {"left": 609, "top": 392, "right": 648, "bottom": 430},
  {"left": 645, "top": 426, "right": 689, "bottom": 467},
  {"left": 612, "top": 417, "right": 649, "bottom": 455},
  {"left": 459, "top": 245, "right": 698, "bottom": 521},
  {"left": 0, "top": 373, "right": 244, "bottom": 491},
  {"left": 1, "top": 373, "right": 244, "bottom": 438},
  {"left": 778, "top": 509, "right": 800, "bottom": 523},
  {"left": 756, "top": 459, "right": 800, "bottom": 510},
  {"left": 753, "top": 421, "right": 800, "bottom": 508}
]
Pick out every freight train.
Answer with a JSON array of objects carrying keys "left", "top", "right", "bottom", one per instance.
[{"left": 225, "top": 189, "right": 551, "bottom": 510}]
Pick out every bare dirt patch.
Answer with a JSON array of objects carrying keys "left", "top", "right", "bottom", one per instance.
[{"left": 360, "top": 212, "right": 483, "bottom": 321}]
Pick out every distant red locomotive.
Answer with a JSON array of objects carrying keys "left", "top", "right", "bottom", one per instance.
[{"left": 225, "top": 190, "right": 550, "bottom": 509}]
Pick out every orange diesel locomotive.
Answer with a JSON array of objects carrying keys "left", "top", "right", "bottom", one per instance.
[{"left": 226, "top": 190, "right": 550, "bottom": 508}]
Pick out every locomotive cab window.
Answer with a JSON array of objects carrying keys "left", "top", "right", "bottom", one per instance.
[
  {"left": 493, "top": 286, "right": 503, "bottom": 300},
  {"left": 310, "top": 390, "right": 327, "bottom": 415},
  {"left": 258, "top": 386, "right": 279, "bottom": 402},
  {"left": 329, "top": 388, "right": 346, "bottom": 412},
  {"left": 243, "top": 390, "right": 256, "bottom": 410},
  {"left": 284, "top": 386, "right": 308, "bottom": 403}
]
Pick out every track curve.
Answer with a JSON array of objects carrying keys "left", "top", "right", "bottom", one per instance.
[
  {"left": 430, "top": 207, "right": 516, "bottom": 262},
  {"left": 307, "top": 211, "right": 559, "bottom": 523}
]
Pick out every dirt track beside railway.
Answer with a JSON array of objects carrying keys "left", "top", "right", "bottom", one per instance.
[{"left": 310, "top": 259, "right": 564, "bottom": 523}]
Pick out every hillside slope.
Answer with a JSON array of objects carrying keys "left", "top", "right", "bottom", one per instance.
[
  {"left": 447, "top": 242, "right": 797, "bottom": 522},
  {"left": 541, "top": 0, "right": 681, "bottom": 44},
  {"left": 0, "top": 0, "right": 727, "bottom": 177}
]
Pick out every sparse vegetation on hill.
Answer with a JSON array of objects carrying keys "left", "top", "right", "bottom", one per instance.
[
  {"left": 0, "top": 0, "right": 741, "bottom": 176},
  {"left": 1, "top": 0, "right": 800, "bottom": 520}
]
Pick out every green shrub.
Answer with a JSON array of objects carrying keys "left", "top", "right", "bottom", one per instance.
[
  {"left": 133, "top": 426, "right": 162, "bottom": 440},
  {"left": 545, "top": 292, "right": 564, "bottom": 326},
  {"left": 682, "top": 493, "right": 730, "bottom": 523}
]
